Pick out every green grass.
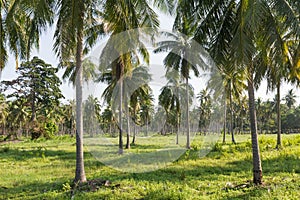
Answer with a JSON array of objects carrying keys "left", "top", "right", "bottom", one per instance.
[{"left": 0, "top": 134, "right": 300, "bottom": 199}]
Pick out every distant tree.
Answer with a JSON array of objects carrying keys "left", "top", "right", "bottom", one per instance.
[
  {"left": 83, "top": 95, "right": 101, "bottom": 137},
  {"left": 285, "top": 89, "right": 297, "bottom": 110},
  {"left": 59, "top": 57, "right": 98, "bottom": 86},
  {"left": 60, "top": 100, "right": 76, "bottom": 136},
  {"left": 0, "top": 94, "right": 8, "bottom": 135},
  {"left": 282, "top": 105, "right": 300, "bottom": 132},
  {"left": 101, "top": 105, "right": 115, "bottom": 136},
  {"left": 6, "top": 98, "right": 30, "bottom": 139},
  {"left": 100, "top": 66, "right": 153, "bottom": 149},
  {"left": 158, "top": 70, "right": 187, "bottom": 143},
  {"left": 139, "top": 93, "right": 155, "bottom": 137},
  {"left": 197, "top": 88, "right": 212, "bottom": 134},
  {"left": 1, "top": 57, "right": 63, "bottom": 138}
]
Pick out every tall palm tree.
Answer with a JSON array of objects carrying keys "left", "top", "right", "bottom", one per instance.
[
  {"left": 100, "top": 65, "right": 153, "bottom": 149},
  {"left": 158, "top": 69, "right": 193, "bottom": 143},
  {"left": 254, "top": 1, "right": 300, "bottom": 148},
  {"left": 209, "top": 64, "right": 247, "bottom": 143},
  {"left": 54, "top": 0, "right": 105, "bottom": 183},
  {"left": 154, "top": 27, "right": 210, "bottom": 148},
  {"left": 159, "top": 71, "right": 179, "bottom": 138},
  {"left": 192, "top": 0, "right": 299, "bottom": 184},
  {"left": 226, "top": 69, "right": 247, "bottom": 144},
  {"left": 128, "top": 67, "right": 153, "bottom": 143},
  {"left": 99, "top": 0, "right": 160, "bottom": 154}
]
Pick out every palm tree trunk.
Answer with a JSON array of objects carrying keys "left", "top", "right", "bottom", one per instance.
[
  {"left": 229, "top": 85, "right": 236, "bottom": 144},
  {"left": 247, "top": 68, "right": 262, "bottom": 185},
  {"left": 176, "top": 116, "right": 179, "bottom": 145},
  {"left": 74, "top": 24, "right": 86, "bottom": 183},
  {"left": 223, "top": 95, "right": 226, "bottom": 144},
  {"left": 125, "top": 105, "right": 130, "bottom": 149},
  {"left": 276, "top": 81, "right": 281, "bottom": 148},
  {"left": 109, "top": 122, "right": 112, "bottom": 136},
  {"left": 132, "top": 122, "right": 136, "bottom": 144},
  {"left": 176, "top": 88, "right": 180, "bottom": 144},
  {"left": 118, "top": 63, "right": 124, "bottom": 154},
  {"left": 146, "top": 118, "right": 149, "bottom": 136},
  {"left": 186, "top": 77, "right": 190, "bottom": 149}
]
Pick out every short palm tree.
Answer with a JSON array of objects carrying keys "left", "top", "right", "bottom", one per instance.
[
  {"left": 285, "top": 89, "right": 297, "bottom": 110},
  {"left": 197, "top": 88, "right": 212, "bottom": 134},
  {"left": 0, "top": 94, "right": 8, "bottom": 135}
]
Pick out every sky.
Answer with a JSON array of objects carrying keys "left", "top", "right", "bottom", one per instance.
[{"left": 1, "top": 11, "right": 299, "bottom": 106}]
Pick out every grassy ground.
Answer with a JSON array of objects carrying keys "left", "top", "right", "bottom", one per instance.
[{"left": 0, "top": 134, "right": 300, "bottom": 199}]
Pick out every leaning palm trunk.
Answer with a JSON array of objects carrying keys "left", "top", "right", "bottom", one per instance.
[
  {"left": 186, "top": 77, "right": 191, "bottom": 149},
  {"left": 276, "top": 81, "right": 281, "bottom": 148},
  {"left": 247, "top": 68, "right": 262, "bottom": 185},
  {"left": 74, "top": 28, "right": 87, "bottom": 183}
]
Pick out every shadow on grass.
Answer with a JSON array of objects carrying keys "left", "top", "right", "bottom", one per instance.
[
  {"left": 0, "top": 147, "right": 77, "bottom": 162},
  {"left": 0, "top": 178, "right": 69, "bottom": 200}
]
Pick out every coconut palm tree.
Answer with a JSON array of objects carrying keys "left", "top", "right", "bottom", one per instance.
[
  {"left": 0, "top": 94, "right": 8, "bottom": 135},
  {"left": 158, "top": 69, "right": 193, "bottom": 143},
  {"left": 0, "top": 0, "right": 54, "bottom": 70},
  {"left": 192, "top": 0, "right": 299, "bottom": 184},
  {"left": 285, "top": 89, "right": 297, "bottom": 110},
  {"left": 59, "top": 58, "right": 98, "bottom": 85},
  {"left": 129, "top": 69, "right": 153, "bottom": 144},
  {"left": 83, "top": 95, "right": 101, "bottom": 137},
  {"left": 254, "top": 2, "right": 300, "bottom": 148},
  {"left": 0, "top": 0, "right": 25, "bottom": 69},
  {"left": 54, "top": 0, "right": 106, "bottom": 183},
  {"left": 98, "top": 0, "right": 160, "bottom": 154},
  {"left": 7, "top": 98, "right": 30, "bottom": 139},
  {"left": 101, "top": 105, "right": 116, "bottom": 136},
  {"left": 197, "top": 88, "right": 212, "bottom": 134},
  {"left": 99, "top": 65, "right": 153, "bottom": 149},
  {"left": 139, "top": 93, "right": 155, "bottom": 137},
  {"left": 154, "top": 26, "right": 210, "bottom": 148}
]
